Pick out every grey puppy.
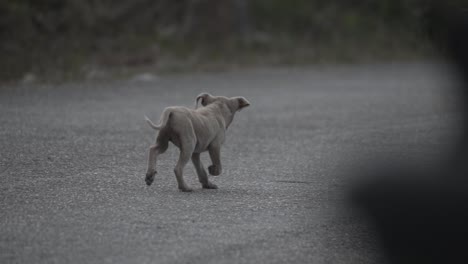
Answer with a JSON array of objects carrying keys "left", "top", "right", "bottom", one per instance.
[{"left": 144, "top": 93, "right": 250, "bottom": 192}]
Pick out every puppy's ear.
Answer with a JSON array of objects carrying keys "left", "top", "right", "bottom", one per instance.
[
  {"left": 195, "top": 93, "right": 213, "bottom": 109},
  {"left": 236, "top": 97, "right": 250, "bottom": 111}
]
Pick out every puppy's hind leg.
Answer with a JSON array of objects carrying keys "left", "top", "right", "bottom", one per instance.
[
  {"left": 174, "top": 145, "right": 194, "bottom": 192},
  {"left": 145, "top": 136, "right": 169, "bottom": 186},
  {"left": 192, "top": 153, "right": 218, "bottom": 189}
]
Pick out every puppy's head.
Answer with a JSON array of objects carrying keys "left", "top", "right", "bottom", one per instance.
[
  {"left": 229, "top": 96, "right": 250, "bottom": 112},
  {"left": 195, "top": 93, "right": 250, "bottom": 112}
]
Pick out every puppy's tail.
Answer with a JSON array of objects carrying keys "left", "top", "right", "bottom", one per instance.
[
  {"left": 144, "top": 109, "right": 172, "bottom": 130},
  {"left": 145, "top": 115, "right": 160, "bottom": 130}
]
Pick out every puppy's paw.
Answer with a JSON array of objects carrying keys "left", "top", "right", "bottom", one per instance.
[
  {"left": 208, "top": 165, "right": 221, "bottom": 176},
  {"left": 179, "top": 186, "right": 193, "bottom": 192},
  {"left": 202, "top": 182, "right": 218, "bottom": 189},
  {"left": 145, "top": 171, "right": 156, "bottom": 186}
]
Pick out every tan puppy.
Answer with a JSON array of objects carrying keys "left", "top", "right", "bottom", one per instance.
[{"left": 145, "top": 93, "right": 250, "bottom": 192}]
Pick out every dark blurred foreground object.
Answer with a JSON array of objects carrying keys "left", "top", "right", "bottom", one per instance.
[{"left": 351, "top": 4, "right": 468, "bottom": 264}]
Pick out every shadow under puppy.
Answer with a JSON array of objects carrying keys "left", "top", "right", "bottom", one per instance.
[{"left": 144, "top": 93, "right": 250, "bottom": 192}]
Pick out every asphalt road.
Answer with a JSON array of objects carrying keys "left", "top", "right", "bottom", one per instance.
[{"left": 0, "top": 63, "right": 459, "bottom": 263}]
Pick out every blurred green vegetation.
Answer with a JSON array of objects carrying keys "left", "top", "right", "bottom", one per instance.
[{"left": 0, "top": 0, "right": 458, "bottom": 81}]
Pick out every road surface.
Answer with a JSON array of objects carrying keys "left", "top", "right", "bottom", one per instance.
[{"left": 0, "top": 63, "right": 459, "bottom": 263}]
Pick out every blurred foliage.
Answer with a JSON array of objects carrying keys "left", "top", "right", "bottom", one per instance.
[
  {"left": 0, "top": 0, "right": 464, "bottom": 81},
  {"left": 0, "top": 0, "right": 429, "bottom": 41}
]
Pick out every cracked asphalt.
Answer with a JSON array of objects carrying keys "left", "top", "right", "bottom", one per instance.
[{"left": 0, "top": 63, "right": 458, "bottom": 263}]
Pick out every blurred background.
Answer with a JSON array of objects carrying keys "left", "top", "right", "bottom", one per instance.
[
  {"left": 0, "top": 0, "right": 445, "bottom": 82},
  {"left": 2, "top": 2, "right": 468, "bottom": 263}
]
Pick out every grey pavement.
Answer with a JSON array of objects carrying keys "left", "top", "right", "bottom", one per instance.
[{"left": 0, "top": 63, "right": 459, "bottom": 263}]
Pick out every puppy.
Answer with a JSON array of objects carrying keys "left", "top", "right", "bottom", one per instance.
[{"left": 145, "top": 93, "right": 250, "bottom": 192}]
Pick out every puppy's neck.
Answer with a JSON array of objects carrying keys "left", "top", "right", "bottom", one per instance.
[{"left": 212, "top": 101, "right": 236, "bottom": 129}]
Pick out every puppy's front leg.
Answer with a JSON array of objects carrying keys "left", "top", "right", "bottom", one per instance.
[
  {"left": 208, "top": 145, "right": 222, "bottom": 176},
  {"left": 191, "top": 153, "right": 218, "bottom": 189}
]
